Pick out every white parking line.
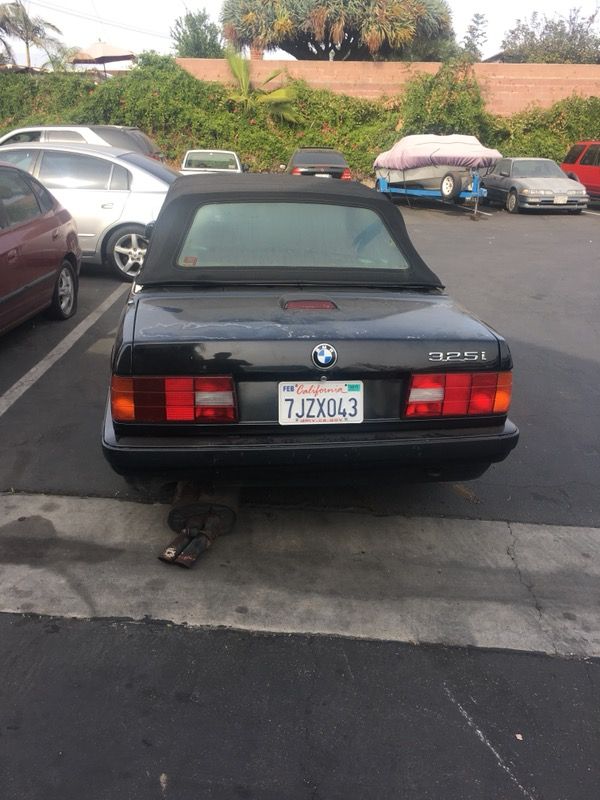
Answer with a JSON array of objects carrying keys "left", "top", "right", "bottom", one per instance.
[
  {"left": 583, "top": 210, "right": 600, "bottom": 217},
  {"left": 0, "top": 285, "right": 127, "bottom": 418}
]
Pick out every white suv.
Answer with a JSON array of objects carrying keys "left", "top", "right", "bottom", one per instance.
[{"left": 0, "top": 125, "right": 163, "bottom": 160}]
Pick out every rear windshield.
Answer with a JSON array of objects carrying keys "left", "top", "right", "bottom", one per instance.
[
  {"left": 119, "top": 152, "right": 178, "bottom": 184},
  {"left": 184, "top": 152, "right": 239, "bottom": 170},
  {"left": 93, "top": 127, "right": 143, "bottom": 150},
  {"left": 176, "top": 202, "right": 409, "bottom": 271},
  {"left": 292, "top": 150, "right": 347, "bottom": 166},
  {"left": 93, "top": 127, "right": 160, "bottom": 155},
  {"left": 512, "top": 160, "right": 565, "bottom": 179},
  {"left": 127, "top": 130, "right": 161, "bottom": 155}
]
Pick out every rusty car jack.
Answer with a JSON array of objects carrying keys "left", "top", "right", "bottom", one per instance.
[{"left": 159, "top": 482, "right": 239, "bottom": 568}]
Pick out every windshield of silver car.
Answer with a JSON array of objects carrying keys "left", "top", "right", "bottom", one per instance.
[
  {"left": 176, "top": 202, "right": 410, "bottom": 270},
  {"left": 511, "top": 160, "right": 566, "bottom": 179}
]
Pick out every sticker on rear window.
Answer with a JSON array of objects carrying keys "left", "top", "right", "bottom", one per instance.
[{"left": 181, "top": 256, "right": 198, "bottom": 267}]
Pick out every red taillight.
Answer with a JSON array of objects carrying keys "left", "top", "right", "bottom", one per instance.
[
  {"left": 405, "top": 372, "right": 512, "bottom": 418},
  {"left": 290, "top": 167, "right": 302, "bottom": 175},
  {"left": 111, "top": 375, "right": 237, "bottom": 423},
  {"left": 341, "top": 167, "right": 352, "bottom": 180}
]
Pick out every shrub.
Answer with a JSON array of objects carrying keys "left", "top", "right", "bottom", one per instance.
[
  {"left": 494, "top": 95, "right": 600, "bottom": 161},
  {"left": 398, "top": 59, "right": 495, "bottom": 142},
  {"left": 1, "top": 55, "right": 598, "bottom": 176}
]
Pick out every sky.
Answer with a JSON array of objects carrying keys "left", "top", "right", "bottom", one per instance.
[{"left": 13, "top": 0, "right": 600, "bottom": 66}]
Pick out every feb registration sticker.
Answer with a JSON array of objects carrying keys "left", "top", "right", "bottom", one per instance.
[{"left": 278, "top": 381, "right": 364, "bottom": 425}]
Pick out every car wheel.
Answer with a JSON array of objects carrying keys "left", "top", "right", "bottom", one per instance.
[
  {"left": 106, "top": 225, "right": 148, "bottom": 281},
  {"left": 47, "top": 260, "right": 77, "bottom": 320},
  {"left": 440, "top": 172, "right": 463, "bottom": 202},
  {"left": 506, "top": 190, "right": 520, "bottom": 214}
]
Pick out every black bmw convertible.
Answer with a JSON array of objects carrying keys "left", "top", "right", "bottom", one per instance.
[{"left": 102, "top": 175, "right": 518, "bottom": 485}]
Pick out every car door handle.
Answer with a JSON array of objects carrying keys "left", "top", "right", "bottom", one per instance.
[
  {"left": 101, "top": 203, "right": 114, "bottom": 209},
  {"left": 52, "top": 229, "right": 60, "bottom": 240},
  {"left": 7, "top": 249, "right": 18, "bottom": 262}
]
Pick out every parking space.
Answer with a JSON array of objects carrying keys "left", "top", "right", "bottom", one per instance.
[
  {"left": 1, "top": 204, "right": 599, "bottom": 799},
  {"left": 0, "top": 206, "right": 599, "bottom": 526}
]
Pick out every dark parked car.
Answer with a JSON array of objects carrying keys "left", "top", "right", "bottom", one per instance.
[
  {"left": 0, "top": 125, "right": 164, "bottom": 160},
  {"left": 102, "top": 176, "right": 518, "bottom": 487},
  {"left": 285, "top": 148, "right": 352, "bottom": 180},
  {"left": 561, "top": 141, "right": 600, "bottom": 200},
  {"left": 0, "top": 163, "right": 80, "bottom": 336},
  {"left": 482, "top": 157, "right": 588, "bottom": 213}
]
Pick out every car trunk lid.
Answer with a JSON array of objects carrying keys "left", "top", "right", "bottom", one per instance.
[{"left": 125, "top": 287, "right": 501, "bottom": 427}]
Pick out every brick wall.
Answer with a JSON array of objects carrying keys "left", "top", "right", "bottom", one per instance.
[{"left": 176, "top": 58, "right": 600, "bottom": 116}]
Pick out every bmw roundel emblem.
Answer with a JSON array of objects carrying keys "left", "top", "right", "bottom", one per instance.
[{"left": 312, "top": 343, "right": 337, "bottom": 370}]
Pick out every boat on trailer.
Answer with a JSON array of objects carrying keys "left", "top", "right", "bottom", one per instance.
[{"left": 374, "top": 134, "right": 502, "bottom": 195}]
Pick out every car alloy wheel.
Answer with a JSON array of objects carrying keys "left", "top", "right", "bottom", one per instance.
[{"left": 108, "top": 226, "right": 148, "bottom": 281}]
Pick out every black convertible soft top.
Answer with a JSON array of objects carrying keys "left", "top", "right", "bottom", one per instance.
[{"left": 139, "top": 174, "right": 443, "bottom": 288}]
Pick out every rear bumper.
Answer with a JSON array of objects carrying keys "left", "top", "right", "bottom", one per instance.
[{"left": 102, "top": 411, "right": 519, "bottom": 484}]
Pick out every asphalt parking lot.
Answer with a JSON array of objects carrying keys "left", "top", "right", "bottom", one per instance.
[{"left": 1, "top": 202, "right": 599, "bottom": 799}]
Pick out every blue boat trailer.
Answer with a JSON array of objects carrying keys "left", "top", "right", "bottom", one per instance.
[{"left": 375, "top": 170, "right": 488, "bottom": 205}]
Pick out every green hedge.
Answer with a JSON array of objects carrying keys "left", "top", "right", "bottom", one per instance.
[{"left": 1, "top": 55, "right": 599, "bottom": 176}]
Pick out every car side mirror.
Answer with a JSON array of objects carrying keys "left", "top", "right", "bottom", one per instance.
[
  {"left": 144, "top": 221, "right": 155, "bottom": 240},
  {"left": 242, "top": 163, "right": 249, "bottom": 172}
]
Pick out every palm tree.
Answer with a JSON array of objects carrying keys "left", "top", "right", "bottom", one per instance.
[
  {"left": 226, "top": 50, "right": 300, "bottom": 123},
  {"left": 4, "top": 0, "right": 61, "bottom": 68},
  {"left": 222, "top": 0, "right": 451, "bottom": 60},
  {"left": 0, "top": 3, "right": 16, "bottom": 64},
  {"left": 41, "top": 41, "right": 81, "bottom": 71}
]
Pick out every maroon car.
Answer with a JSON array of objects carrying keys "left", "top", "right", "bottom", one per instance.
[{"left": 0, "top": 162, "right": 80, "bottom": 336}]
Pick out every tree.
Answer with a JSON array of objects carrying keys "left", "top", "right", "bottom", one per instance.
[
  {"left": 221, "top": 0, "right": 454, "bottom": 61},
  {"left": 3, "top": 0, "right": 61, "bottom": 68},
  {"left": 398, "top": 0, "right": 457, "bottom": 61},
  {"left": 171, "top": 9, "right": 224, "bottom": 58},
  {"left": 226, "top": 50, "right": 300, "bottom": 122},
  {"left": 501, "top": 7, "right": 600, "bottom": 64},
  {"left": 1, "top": 3, "right": 16, "bottom": 63},
  {"left": 40, "top": 41, "right": 81, "bottom": 71},
  {"left": 462, "top": 13, "right": 487, "bottom": 61}
]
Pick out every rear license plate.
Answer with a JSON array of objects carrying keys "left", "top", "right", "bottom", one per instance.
[
  {"left": 278, "top": 381, "right": 363, "bottom": 425},
  {"left": 314, "top": 173, "right": 332, "bottom": 178},
  {"left": 554, "top": 195, "right": 568, "bottom": 204}
]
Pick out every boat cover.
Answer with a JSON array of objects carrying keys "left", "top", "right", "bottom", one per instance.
[{"left": 374, "top": 135, "right": 502, "bottom": 171}]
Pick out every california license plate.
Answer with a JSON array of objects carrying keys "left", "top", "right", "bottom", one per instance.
[
  {"left": 278, "top": 381, "right": 364, "bottom": 425},
  {"left": 554, "top": 195, "right": 568, "bottom": 204}
]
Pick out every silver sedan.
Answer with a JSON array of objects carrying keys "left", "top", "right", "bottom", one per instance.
[
  {"left": 483, "top": 157, "right": 589, "bottom": 214},
  {"left": 0, "top": 143, "right": 179, "bottom": 279}
]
